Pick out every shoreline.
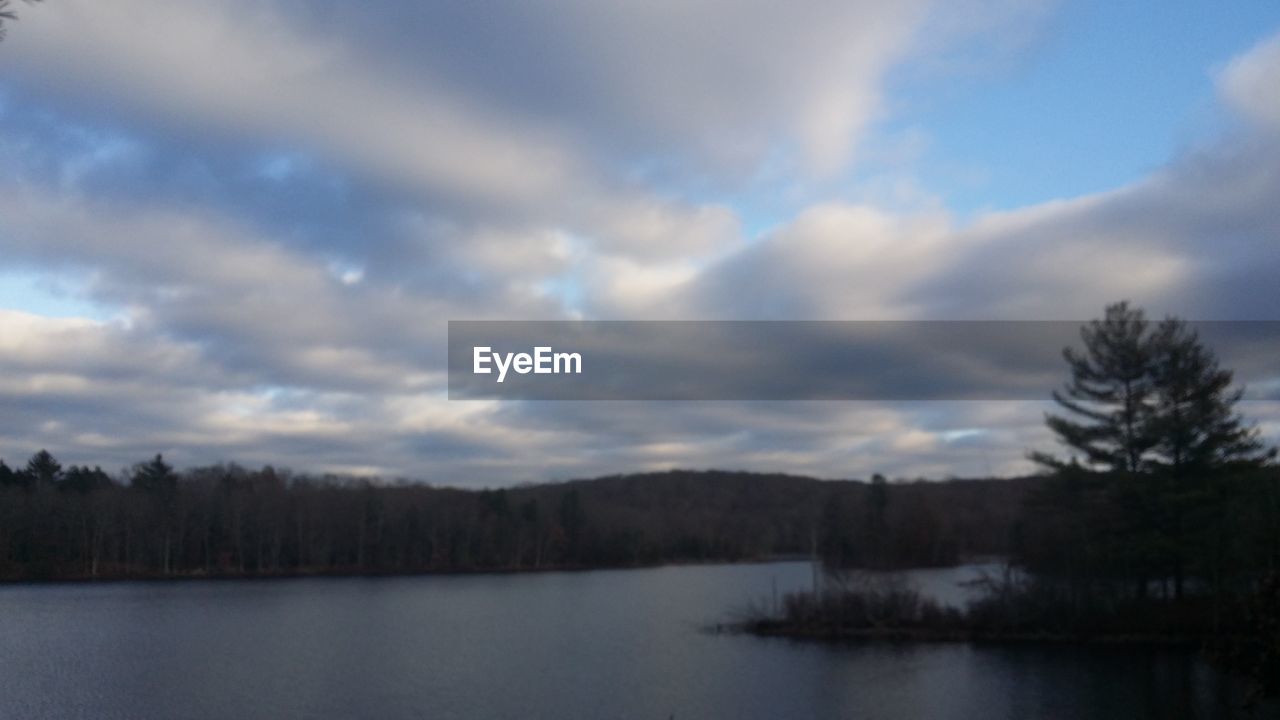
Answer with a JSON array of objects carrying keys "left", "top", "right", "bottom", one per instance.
[
  {"left": 0, "top": 554, "right": 823, "bottom": 587},
  {"left": 736, "top": 621, "right": 1208, "bottom": 649},
  {"left": 0, "top": 554, "right": 1000, "bottom": 588}
]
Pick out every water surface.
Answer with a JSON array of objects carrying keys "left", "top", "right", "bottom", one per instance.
[{"left": 0, "top": 562, "right": 1258, "bottom": 719}]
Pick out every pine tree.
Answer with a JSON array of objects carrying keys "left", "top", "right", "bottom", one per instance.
[
  {"left": 1031, "top": 303, "right": 1276, "bottom": 601},
  {"left": 0, "top": 0, "right": 39, "bottom": 41},
  {"left": 26, "top": 449, "right": 63, "bottom": 487},
  {"left": 1032, "top": 302, "right": 1157, "bottom": 473},
  {"left": 132, "top": 454, "right": 176, "bottom": 496},
  {"left": 1145, "top": 317, "right": 1274, "bottom": 599},
  {"left": 1147, "top": 317, "right": 1274, "bottom": 474}
]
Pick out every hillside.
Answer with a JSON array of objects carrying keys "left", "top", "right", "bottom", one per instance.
[{"left": 0, "top": 456, "right": 1038, "bottom": 581}]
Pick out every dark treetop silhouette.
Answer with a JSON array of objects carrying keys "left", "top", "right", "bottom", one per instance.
[
  {"left": 0, "top": 0, "right": 39, "bottom": 41},
  {"left": 0, "top": 456, "right": 1027, "bottom": 581}
]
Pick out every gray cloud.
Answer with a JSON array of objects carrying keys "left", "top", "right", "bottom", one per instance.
[{"left": 0, "top": 3, "right": 1277, "bottom": 484}]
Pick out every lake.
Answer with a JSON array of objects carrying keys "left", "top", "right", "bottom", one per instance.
[{"left": 0, "top": 562, "right": 1261, "bottom": 719}]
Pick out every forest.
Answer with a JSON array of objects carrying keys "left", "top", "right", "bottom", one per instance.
[{"left": 0, "top": 456, "right": 1029, "bottom": 581}]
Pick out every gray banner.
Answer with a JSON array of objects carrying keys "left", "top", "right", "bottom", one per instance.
[{"left": 447, "top": 321, "right": 1280, "bottom": 401}]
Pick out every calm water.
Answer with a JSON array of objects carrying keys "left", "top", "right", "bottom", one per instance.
[{"left": 0, "top": 562, "right": 1261, "bottom": 719}]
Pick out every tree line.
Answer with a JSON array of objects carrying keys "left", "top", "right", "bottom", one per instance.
[{"left": 0, "top": 454, "right": 1030, "bottom": 582}]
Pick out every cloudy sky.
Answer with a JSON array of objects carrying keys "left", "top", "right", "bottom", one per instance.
[{"left": 2, "top": 0, "right": 1279, "bottom": 484}]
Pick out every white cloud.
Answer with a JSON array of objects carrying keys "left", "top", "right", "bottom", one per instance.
[
  {"left": 671, "top": 203, "right": 953, "bottom": 319},
  {"left": 1, "top": 3, "right": 1277, "bottom": 483},
  {"left": 3, "top": 0, "right": 1054, "bottom": 263},
  {"left": 1219, "top": 32, "right": 1280, "bottom": 131},
  {"left": 6, "top": 1, "right": 738, "bottom": 264}
]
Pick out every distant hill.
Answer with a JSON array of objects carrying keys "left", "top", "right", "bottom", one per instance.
[
  {"left": 510, "top": 470, "right": 1037, "bottom": 568},
  {"left": 0, "top": 457, "right": 1040, "bottom": 581}
]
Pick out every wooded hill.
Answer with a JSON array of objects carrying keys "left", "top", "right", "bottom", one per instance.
[{"left": 0, "top": 456, "right": 1034, "bottom": 581}]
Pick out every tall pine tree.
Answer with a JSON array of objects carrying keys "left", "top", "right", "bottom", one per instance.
[
  {"left": 1147, "top": 317, "right": 1274, "bottom": 474},
  {"left": 1032, "top": 302, "right": 1157, "bottom": 473}
]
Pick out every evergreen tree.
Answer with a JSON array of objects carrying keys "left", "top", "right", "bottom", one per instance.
[
  {"left": 1145, "top": 317, "right": 1274, "bottom": 598},
  {"left": 1028, "top": 302, "right": 1276, "bottom": 602},
  {"left": 132, "top": 454, "right": 176, "bottom": 497},
  {"left": 0, "top": 0, "right": 39, "bottom": 41},
  {"left": 1032, "top": 302, "right": 1157, "bottom": 473},
  {"left": 26, "top": 449, "right": 63, "bottom": 487},
  {"left": 0, "top": 459, "right": 14, "bottom": 487},
  {"left": 1147, "top": 317, "right": 1275, "bottom": 473}
]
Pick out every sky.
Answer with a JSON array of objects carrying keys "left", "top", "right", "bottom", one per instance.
[{"left": 2, "top": 0, "right": 1280, "bottom": 484}]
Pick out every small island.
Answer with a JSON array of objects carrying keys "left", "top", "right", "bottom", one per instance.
[{"left": 729, "top": 304, "right": 1280, "bottom": 707}]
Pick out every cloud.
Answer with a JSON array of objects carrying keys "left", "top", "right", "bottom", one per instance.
[
  {"left": 293, "top": 0, "right": 933, "bottom": 177},
  {"left": 0, "top": 185, "right": 465, "bottom": 392},
  {"left": 675, "top": 32, "right": 1280, "bottom": 323},
  {"left": 670, "top": 203, "right": 953, "bottom": 319},
  {"left": 1219, "top": 33, "right": 1280, "bottom": 131},
  {"left": 2, "top": 0, "right": 1053, "bottom": 260},
  {"left": 1, "top": 5, "right": 1277, "bottom": 483},
  {"left": 2, "top": 0, "right": 749, "bottom": 262},
  {"left": 8, "top": 1, "right": 571, "bottom": 209}
]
